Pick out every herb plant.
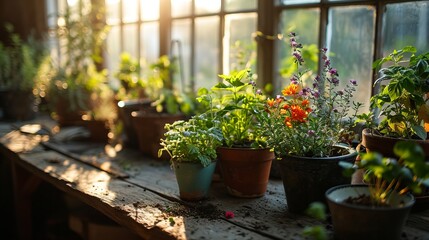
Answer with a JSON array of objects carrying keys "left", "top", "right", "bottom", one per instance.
[
  {"left": 368, "top": 46, "right": 429, "bottom": 140},
  {"left": 197, "top": 68, "right": 267, "bottom": 148},
  {"left": 158, "top": 114, "right": 223, "bottom": 167},
  {"left": 340, "top": 141, "right": 429, "bottom": 206}
]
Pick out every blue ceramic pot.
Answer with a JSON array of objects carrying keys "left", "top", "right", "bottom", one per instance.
[{"left": 173, "top": 161, "right": 217, "bottom": 201}]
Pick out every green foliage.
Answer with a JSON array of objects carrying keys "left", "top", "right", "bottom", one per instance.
[
  {"left": 341, "top": 141, "right": 429, "bottom": 206},
  {"left": 146, "top": 55, "right": 199, "bottom": 116},
  {"left": 368, "top": 46, "right": 429, "bottom": 140},
  {"left": 0, "top": 23, "right": 47, "bottom": 91},
  {"left": 114, "top": 52, "right": 145, "bottom": 100},
  {"left": 197, "top": 68, "right": 268, "bottom": 148},
  {"left": 45, "top": 0, "right": 115, "bottom": 120},
  {"left": 302, "top": 202, "right": 328, "bottom": 240},
  {"left": 159, "top": 114, "right": 223, "bottom": 167}
]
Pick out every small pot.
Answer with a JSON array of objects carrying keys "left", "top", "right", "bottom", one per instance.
[
  {"left": 326, "top": 184, "right": 415, "bottom": 240},
  {"left": 173, "top": 161, "right": 217, "bottom": 201},
  {"left": 217, "top": 147, "right": 274, "bottom": 198}
]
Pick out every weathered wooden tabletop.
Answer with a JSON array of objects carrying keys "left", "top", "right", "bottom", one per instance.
[{"left": 1, "top": 116, "right": 428, "bottom": 240}]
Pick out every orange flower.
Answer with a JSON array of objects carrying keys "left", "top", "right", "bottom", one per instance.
[
  {"left": 290, "top": 105, "right": 309, "bottom": 122},
  {"left": 267, "top": 99, "right": 275, "bottom": 107},
  {"left": 301, "top": 99, "right": 309, "bottom": 106},
  {"left": 282, "top": 83, "right": 299, "bottom": 96}
]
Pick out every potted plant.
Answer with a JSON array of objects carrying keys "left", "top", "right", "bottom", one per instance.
[
  {"left": 326, "top": 141, "right": 429, "bottom": 240},
  {"left": 198, "top": 68, "right": 274, "bottom": 198},
  {"left": 356, "top": 46, "right": 429, "bottom": 208},
  {"left": 131, "top": 55, "right": 199, "bottom": 159},
  {"left": 114, "top": 52, "right": 151, "bottom": 147},
  {"left": 359, "top": 46, "right": 429, "bottom": 156},
  {"left": 45, "top": 0, "right": 116, "bottom": 142},
  {"left": 158, "top": 114, "right": 223, "bottom": 201},
  {"left": 257, "top": 32, "right": 362, "bottom": 213},
  {"left": 0, "top": 23, "right": 47, "bottom": 121}
]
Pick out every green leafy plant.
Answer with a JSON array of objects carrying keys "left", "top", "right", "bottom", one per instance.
[
  {"left": 0, "top": 23, "right": 47, "bottom": 92},
  {"left": 46, "top": 0, "right": 115, "bottom": 121},
  {"left": 158, "top": 114, "right": 223, "bottom": 167},
  {"left": 146, "top": 55, "right": 198, "bottom": 116},
  {"left": 366, "top": 46, "right": 429, "bottom": 140},
  {"left": 197, "top": 68, "right": 267, "bottom": 148},
  {"left": 340, "top": 141, "right": 429, "bottom": 206},
  {"left": 114, "top": 52, "right": 145, "bottom": 101},
  {"left": 257, "top": 32, "right": 362, "bottom": 157}
]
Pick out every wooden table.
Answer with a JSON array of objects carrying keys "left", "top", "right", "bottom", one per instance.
[{"left": 1, "top": 116, "right": 428, "bottom": 240}]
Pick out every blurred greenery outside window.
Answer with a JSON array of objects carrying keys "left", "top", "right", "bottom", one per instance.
[{"left": 45, "top": 0, "right": 428, "bottom": 111}]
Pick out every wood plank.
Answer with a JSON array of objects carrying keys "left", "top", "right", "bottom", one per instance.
[{"left": 18, "top": 150, "right": 274, "bottom": 240}]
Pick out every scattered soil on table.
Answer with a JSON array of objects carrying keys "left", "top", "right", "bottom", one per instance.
[{"left": 154, "top": 202, "right": 223, "bottom": 220}]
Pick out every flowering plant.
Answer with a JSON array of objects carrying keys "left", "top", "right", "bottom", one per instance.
[{"left": 258, "top": 33, "right": 362, "bottom": 157}]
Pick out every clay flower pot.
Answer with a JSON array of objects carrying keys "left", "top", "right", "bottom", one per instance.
[{"left": 217, "top": 147, "right": 274, "bottom": 198}]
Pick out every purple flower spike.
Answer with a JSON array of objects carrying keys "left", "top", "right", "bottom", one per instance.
[
  {"left": 350, "top": 79, "right": 357, "bottom": 86},
  {"left": 329, "top": 68, "right": 338, "bottom": 76},
  {"left": 307, "top": 130, "right": 315, "bottom": 136},
  {"left": 256, "top": 89, "right": 262, "bottom": 95}
]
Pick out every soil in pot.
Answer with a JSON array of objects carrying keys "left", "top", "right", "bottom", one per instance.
[{"left": 326, "top": 184, "right": 415, "bottom": 240}]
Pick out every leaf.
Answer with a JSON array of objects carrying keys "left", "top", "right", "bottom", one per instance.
[
  {"left": 393, "top": 141, "right": 425, "bottom": 161},
  {"left": 412, "top": 125, "right": 427, "bottom": 140}
]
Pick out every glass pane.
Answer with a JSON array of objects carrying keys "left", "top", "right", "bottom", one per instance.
[
  {"left": 141, "top": 22, "right": 160, "bottom": 71},
  {"left": 172, "top": 19, "right": 192, "bottom": 92},
  {"left": 280, "top": 0, "right": 319, "bottom": 5},
  {"left": 106, "top": 26, "right": 121, "bottom": 88},
  {"left": 171, "top": 0, "right": 191, "bottom": 17},
  {"left": 195, "top": 16, "right": 220, "bottom": 90},
  {"left": 106, "top": 0, "right": 120, "bottom": 25},
  {"left": 123, "top": 24, "right": 138, "bottom": 58},
  {"left": 329, "top": 0, "right": 365, "bottom": 2},
  {"left": 277, "top": 8, "right": 319, "bottom": 91},
  {"left": 327, "top": 6, "right": 376, "bottom": 113},
  {"left": 141, "top": 0, "right": 159, "bottom": 20},
  {"left": 383, "top": 2, "right": 429, "bottom": 56},
  {"left": 224, "top": 13, "right": 257, "bottom": 73},
  {"left": 225, "top": 0, "right": 256, "bottom": 11},
  {"left": 46, "top": 0, "right": 57, "bottom": 28},
  {"left": 122, "top": 0, "right": 138, "bottom": 23},
  {"left": 195, "top": 0, "right": 221, "bottom": 15}
]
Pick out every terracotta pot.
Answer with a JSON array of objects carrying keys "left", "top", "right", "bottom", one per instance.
[
  {"left": 217, "top": 147, "right": 274, "bottom": 198},
  {"left": 278, "top": 145, "right": 357, "bottom": 213},
  {"left": 357, "top": 128, "right": 429, "bottom": 211},
  {"left": 326, "top": 184, "right": 415, "bottom": 240},
  {"left": 132, "top": 111, "right": 185, "bottom": 160},
  {"left": 173, "top": 161, "right": 217, "bottom": 201},
  {"left": 361, "top": 128, "right": 429, "bottom": 158},
  {"left": 117, "top": 99, "right": 152, "bottom": 148},
  {"left": 0, "top": 89, "right": 36, "bottom": 121}
]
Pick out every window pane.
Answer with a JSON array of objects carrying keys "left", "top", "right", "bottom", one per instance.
[
  {"left": 106, "top": 0, "right": 120, "bottom": 25},
  {"left": 106, "top": 26, "right": 121, "bottom": 88},
  {"left": 195, "top": 16, "right": 220, "bottom": 90},
  {"left": 171, "top": 0, "right": 191, "bottom": 17},
  {"left": 141, "top": 0, "right": 159, "bottom": 20},
  {"left": 383, "top": 2, "right": 429, "bottom": 56},
  {"left": 194, "top": 0, "right": 221, "bottom": 15},
  {"left": 172, "top": 19, "right": 192, "bottom": 92},
  {"left": 141, "top": 22, "right": 159, "bottom": 69},
  {"left": 123, "top": 24, "right": 138, "bottom": 57},
  {"left": 280, "top": 0, "right": 320, "bottom": 5},
  {"left": 277, "top": 8, "right": 319, "bottom": 91},
  {"left": 225, "top": 0, "right": 256, "bottom": 12},
  {"left": 122, "top": 0, "right": 138, "bottom": 23},
  {"left": 327, "top": 6, "right": 375, "bottom": 113},
  {"left": 224, "top": 13, "right": 257, "bottom": 73}
]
